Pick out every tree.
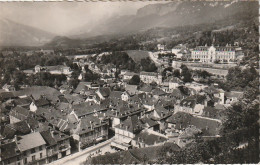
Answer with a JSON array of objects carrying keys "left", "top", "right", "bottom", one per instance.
[
  {"left": 180, "top": 64, "right": 192, "bottom": 83},
  {"left": 173, "top": 69, "right": 181, "bottom": 77},
  {"left": 129, "top": 75, "right": 140, "bottom": 85},
  {"left": 140, "top": 57, "right": 157, "bottom": 72}
]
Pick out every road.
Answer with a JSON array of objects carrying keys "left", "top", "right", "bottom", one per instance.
[{"left": 48, "top": 138, "right": 116, "bottom": 165}]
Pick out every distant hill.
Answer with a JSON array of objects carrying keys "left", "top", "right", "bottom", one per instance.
[
  {"left": 0, "top": 18, "right": 55, "bottom": 47},
  {"left": 68, "top": 1, "right": 258, "bottom": 39}
]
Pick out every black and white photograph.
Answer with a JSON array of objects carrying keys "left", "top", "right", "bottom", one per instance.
[{"left": 0, "top": 0, "right": 259, "bottom": 164}]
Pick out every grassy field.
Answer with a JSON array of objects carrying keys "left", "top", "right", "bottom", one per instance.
[{"left": 126, "top": 50, "right": 150, "bottom": 63}]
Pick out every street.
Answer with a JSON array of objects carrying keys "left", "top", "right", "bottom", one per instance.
[{"left": 48, "top": 138, "right": 116, "bottom": 165}]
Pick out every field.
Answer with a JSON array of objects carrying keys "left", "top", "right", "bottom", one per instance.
[{"left": 126, "top": 50, "right": 150, "bottom": 63}]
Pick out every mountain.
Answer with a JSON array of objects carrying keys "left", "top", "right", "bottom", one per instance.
[
  {"left": 70, "top": 1, "right": 257, "bottom": 39},
  {"left": 0, "top": 18, "right": 55, "bottom": 47}
]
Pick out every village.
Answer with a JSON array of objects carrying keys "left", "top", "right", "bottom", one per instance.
[{"left": 0, "top": 42, "right": 249, "bottom": 165}]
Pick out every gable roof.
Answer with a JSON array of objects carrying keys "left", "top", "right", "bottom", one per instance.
[
  {"left": 34, "top": 98, "right": 50, "bottom": 107},
  {"left": 17, "top": 132, "right": 46, "bottom": 151},
  {"left": 0, "top": 92, "right": 15, "bottom": 101},
  {"left": 133, "top": 130, "right": 168, "bottom": 145},
  {"left": 152, "top": 88, "right": 166, "bottom": 96},
  {"left": 115, "top": 115, "right": 143, "bottom": 133},
  {"left": 98, "top": 87, "right": 111, "bottom": 97},
  {"left": 9, "top": 106, "right": 34, "bottom": 121},
  {"left": 1, "top": 142, "right": 20, "bottom": 160},
  {"left": 140, "top": 117, "right": 159, "bottom": 128},
  {"left": 139, "top": 85, "right": 153, "bottom": 93}
]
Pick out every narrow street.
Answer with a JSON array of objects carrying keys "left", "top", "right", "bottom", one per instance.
[{"left": 48, "top": 138, "right": 116, "bottom": 165}]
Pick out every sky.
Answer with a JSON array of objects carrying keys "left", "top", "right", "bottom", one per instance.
[{"left": 0, "top": 1, "right": 165, "bottom": 35}]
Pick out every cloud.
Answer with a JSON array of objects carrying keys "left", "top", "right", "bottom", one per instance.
[{"left": 0, "top": 1, "right": 164, "bottom": 35}]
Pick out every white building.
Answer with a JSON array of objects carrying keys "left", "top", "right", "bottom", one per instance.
[
  {"left": 140, "top": 72, "right": 162, "bottom": 84},
  {"left": 191, "top": 45, "right": 243, "bottom": 63},
  {"left": 157, "top": 44, "right": 165, "bottom": 51}
]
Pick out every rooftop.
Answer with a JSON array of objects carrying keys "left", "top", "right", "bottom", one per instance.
[{"left": 17, "top": 132, "right": 46, "bottom": 152}]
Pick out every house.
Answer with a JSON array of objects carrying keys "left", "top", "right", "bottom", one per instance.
[
  {"left": 0, "top": 92, "right": 16, "bottom": 102},
  {"left": 151, "top": 88, "right": 166, "bottom": 99},
  {"left": 111, "top": 115, "right": 143, "bottom": 150},
  {"left": 157, "top": 44, "right": 165, "bottom": 51},
  {"left": 172, "top": 44, "right": 190, "bottom": 59},
  {"left": 123, "top": 72, "right": 137, "bottom": 80},
  {"left": 35, "top": 65, "right": 72, "bottom": 75},
  {"left": 30, "top": 97, "right": 51, "bottom": 112},
  {"left": 224, "top": 91, "right": 243, "bottom": 105},
  {"left": 174, "top": 95, "right": 207, "bottom": 115},
  {"left": 2, "top": 120, "right": 31, "bottom": 139},
  {"left": 9, "top": 106, "right": 35, "bottom": 124},
  {"left": 132, "top": 129, "right": 168, "bottom": 148},
  {"left": 95, "top": 87, "right": 111, "bottom": 100},
  {"left": 166, "top": 112, "right": 221, "bottom": 136},
  {"left": 71, "top": 115, "right": 108, "bottom": 150},
  {"left": 185, "top": 82, "right": 208, "bottom": 93},
  {"left": 151, "top": 106, "right": 172, "bottom": 131},
  {"left": 16, "top": 132, "right": 47, "bottom": 165},
  {"left": 40, "top": 129, "right": 71, "bottom": 163},
  {"left": 2, "top": 84, "right": 16, "bottom": 92},
  {"left": 124, "top": 84, "right": 138, "bottom": 96},
  {"left": 1, "top": 142, "right": 23, "bottom": 165},
  {"left": 111, "top": 106, "right": 145, "bottom": 128},
  {"left": 121, "top": 91, "right": 131, "bottom": 102},
  {"left": 139, "top": 85, "right": 153, "bottom": 94},
  {"left": 13, "top": 97, "right": 32, "bottom": 107},
  {"left": 140, "top": 117, "right": 160, "bottom": 131},
  {"left": 140, "top": 72, "right": 162, "bottom": 85}
]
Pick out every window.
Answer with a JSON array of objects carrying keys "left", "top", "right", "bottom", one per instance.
[
  {"left": 18, "top": 162, "right": 21, "bottom": 165},
  {"left": 32, "top": 155, "right": 36, "bottom": 161},
  {"left": 39, "top": 146, "right": 42, "bottom": 150},
  {"left": 31, "top": 148, "right": 35, "bottom": 154},
  {"left": 24, "top": 158, "right": 27, "bottom": 164},
  {"left": 40, "top": 153, "right": 42, "bottom": 159}
]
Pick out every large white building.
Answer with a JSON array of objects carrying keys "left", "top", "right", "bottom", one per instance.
[
  {"left": 140, "top": 72, "right": 162, "bottom": 85},
  {"left": 191, "top": 45, "right": 243, "bottom": 63}
]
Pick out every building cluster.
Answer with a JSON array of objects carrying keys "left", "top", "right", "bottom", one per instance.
[
  {"left": 157, "top": 43, "right": 243, "bottom": 64},
  {"left": 1, "top": 48, "right": 244, "bottom": 165}
]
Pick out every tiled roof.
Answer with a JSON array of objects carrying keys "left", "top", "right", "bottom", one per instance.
[
  {"left": 180, "top": 99, "right": 196, "bottom": 108},
  {"left": 140, "top": 117, "right": 159, "bottom": 127},
  {"left": 115, "top": 115, "right": 143, "bottom": 133},
  {"left": 140, "top": 72, "right": 157, "bottom": 76},
  {"left": 13, "top": 97, "right": 32, "bottom": 106},
  {"left": 1, "top": 142, "right": 20, "bottom": 160},
  {"left": 17, "top": 132, "right": 46, "bottom": 152},
  {"left": 152, "top": 88, "right": 166, "bottom": 96},
  {"left": 134, "top": 130, "right": 167, "bottom": 145},
  {"left": 98, "top": 87, "right": 111, "bottom": 97},
  {"left": 9, "top": 106, "right": 34, "bottom": 121},
  {"left": 0, "top": 92, "right": 15, "bottom": 101},
  {"left": 35, "top": 98, "right": 50, "bottom": 107},
  {"left": 225, "top": 91, "right": 243, "bottom": 98},
  {"left": 13, "top": 86, "right": 62, "bottom": 103},
  {"left": 139, "top": 85, "right": 153, "bottom": 93}
]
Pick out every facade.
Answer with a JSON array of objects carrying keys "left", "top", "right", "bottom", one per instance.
[
  {"left": 157, "top": 44, "right": 165, "bottom": 51},
  {"left": 16, "top": 132, "right": 47, "bottom": 165},
  {"left": 140, "top": 72, "right": 162, "bottom": 84},
  {"left": 35, "top": 65, "right": 72, "bottom": 75},
  {"left": 191, "top": 45, "right": 243, "bottom": 63},
  {"left": 71, "top": 115, "right": 109, "bottom": 150},
  {"left": 40, "top": 130, "right": 71, "bottom": 163},
  {"left": 111, "top": 116, "right": 143, "bottom": 151}
]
